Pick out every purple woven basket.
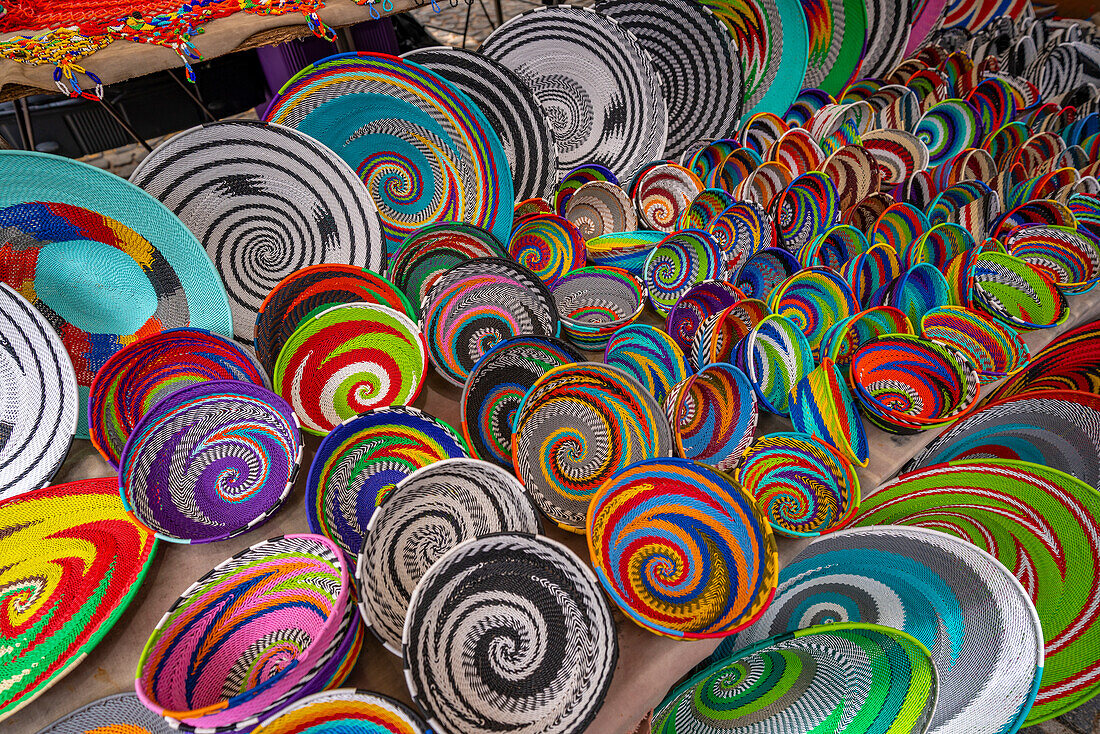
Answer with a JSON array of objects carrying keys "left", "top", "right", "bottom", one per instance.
[{"left": 118, "top": 380, "right": 302, "bottom": 543}]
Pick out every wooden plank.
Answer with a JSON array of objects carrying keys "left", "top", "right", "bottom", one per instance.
[{"left": 0, "top": 0, "right": 425, "bottom": 100}]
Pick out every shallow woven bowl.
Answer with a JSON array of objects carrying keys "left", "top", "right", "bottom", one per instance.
[
  {"left": 551, "top": 267, "right": 646, "bottom": 350},
  {"left": 585, "top": 231, "right": 665, "bottom": 277},
  {"left": 818, "top": 306, "right": 914, "bottom": 366},
  {"left": 734, "top": 246, "right": 801, "bottom": 300},
  {"left": 735, "top": 432, "right": 860, "bottom": 537},
  {"left": 663, "top": 363, "right": 758, "bottom": 471},
  {"left": 733, "top": 314, "right": 815, "bottom": 416},
  {"left": 136, "top": 534, "right": 349, "bottom": 731},
  {"left": 850, "top": 334, "right": 981, "bottom": 433},
  {"left": 119, "top": 381, "right": 302, "bottom": 544},
  {"left": 922, "top": 305, "right": 1030, "bottom": 383}
]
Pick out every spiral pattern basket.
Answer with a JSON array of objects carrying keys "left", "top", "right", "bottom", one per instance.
[
  {"left": 0, "top": 282, "right": 77, "bottom": 501},
  {"left": 0, "top": 479, "right": 156, "bottom": 722},
  {"left": 903, "top": 391, "right": 1100, "bottom": 489},
  {"left": 479, "top": 5, "right": 668, "bottom": 180},
  {"left": 136, "top": 534, "right": 349, "bottom": 732},
  {"left": 644, "top": 229, "right": 726, "bottom": 316},
  {"left": 848, "top": 459, "right": 1100, "bottom": 724},
  {"left": 776, "top": 172, "right": 841, "bottom": 254},
  {"left": 679, "top": 188, "right": 735, "bottom": 231},
  {"left": 264, "top": 53, "right": 513, "bottom": 252},
  {"left": 631, "top": 162, "right": 705, "bottom": 232},
  {"left": 273, "top": 303, "right": 426, "bottom": 435},
  {"left": 34, "top": 693, "right": 175, "bottom": 734},
  {"left": 422, "top": 258, "right": 559, "bottom": 386},
  {"left": 921, "top": 305, "right": 1029, "bottom": 383},
  {"left": 119, "top": 381, "right": 301, "bottom": 544},
  {"left": 508, "top": 214, "right": 586, "bottom": 287},
  {"left": 970, "top": 251, "right": 1069, "bottom": 330},
  {"left": 734, "top": 314, "right": 815, "bottom": 415},
  {"left": 734, "top": 246, "right": 801, "bottom": 300},
  {"left": 709, "top": 201, "right": 775, "bottom": 273},
  {"left": 130, "top": 120, "right": 386, "bottom": 339},
  {"left": 552, "top": 267, "right": 646, "bottom": 350},
  {"left": 461, "top": 335, "right": 582, "bottom": 468},
  {"left": 306, "top": 406, "right": 469, "bottom": 560},
  {"left": 799, "top": 224, "right": 868, "bottom": 270},
  {"left": 389, "top": 223, "right": 506, "bottom": 317},
  {"left": 604, "top": 324, "right": 693, "bottom": 404},
  {"left": 736, "top": 432, "right": 860, "bottom": 537},
  {"left": 254, "top": 265, "right": 413, "bottom": 376},
  {"left": 1005, "top": 224, "right": 1100, "bottom": 293},
  {"left": 665, "top": 279, "right": 746, "bottom": 353},
  {"left": 689, "top": 298, "right": 772, "bottom": 370},
  {"left": 564, "top": 181, "right": 638, "bottom": 241},
  {"left": 819, "top": 305, "right": 914, "bottom": 365},
  {"left": 862, "top": 129, "right": 930, "bottom": 188},
  {"left": 734, "top": 526, "right": 1043, "bottom": 734},
  {"left": 587, "top": 458, "right": 778, "bottom": 638},
  {"left": 402, "top": 46, "right": 559, "bottom": 202},
  {"left": 357, "top": 458, "right": 541, "bottom": 654},
  {"left": 586, "top": 230, "right": 665, "bottom": 276},
  {"left": 512, "top": 363, "right": 673, "bottom": 532},
  {"left": 653, "top": 623, "right": 937, "bottom": 734},
  {"left": 790, "top": 357, "right": 870, "bottom": 467},
  {"left": 554, "top": 164, "right": 619, "bottom": 214},
  {"left": 664, "top": 362, "right": 758, "bottom": 470},
  {"left": 850, "top": 334, "right": 981, "bottom": 433},
  {"left": 403, "top": 533, "right": 617, "bottom": 734},
  {"left": 251, "top": 689, "right": 430, "bottom": 734},
  {"left": 768, "top": 266, "right": 860, "bottom": 359},
  {"left": 0, "top": 152, "right": 234, "bottom": 438},
  {"left": 904, "top": 223, "right": 975, "bottom": 272}
]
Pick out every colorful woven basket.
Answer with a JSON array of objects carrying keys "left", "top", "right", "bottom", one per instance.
[
  {"left": 422, "top": 258, "right": 559, "bottom": 386},
  {"left": 136, "top": 534, "right": 349, "bottom": 731},
  {"left": 254, "top": 264, "right": 413, "bottom": 376},
  {"left": 35, "top": 693, "right": 175, "bottom": 734},
  {"left": 886, "top": 262, "right": 954, "bottom": 326},
  {"left": 904, "top": 391, "right": 1100, "bottom": 490},
  {"left": 88, "top": 327, "right": 269, "bottom": 467},
  {"left": 982, "top": 317, "right": 1100, "bottom": 403},
  {"left": 775, "top": 172, "right": 841, "bottom": 254},
  {"left": 0, "top": 282, "right": 77, "bottom": 500},
  {"left": 644, "top": 229, "right": 725, "bottom": 316},
  {"left": 251, "top": 690, "right": 429, "bottom": 734},
  {"left": 564, "top": 181, "right": 638, "bottom": 240},
  {"left": 664, "top": 362, "right": 758, "bottom": 470},
  {"left": 689, "top": 298, "right": 772, "bottom": 370},
  {"left": 768, "top": 266, "right": 860, "bottom": 359},
  {"left": 273, "top": 303, "right": 426, "bottom": 435},
  {"left": 709, "top": 201, "right": 775, "bottom": 273},
  {"left": 554, "top": 164, "right": 619, "bottom": 214},
  {"left": 0, "top": 479, "right": 156, "bottom": 723},
  {"left": 799, "top": 224, "right": 868, "bottom": 270},
  {"left": 848, "top": 459, "right": 1100, "bottom": 724},
  {"left": 665, "top": 279, "right": 746, "bottom": 353},
  {"left": 552, "top": 267, "right": 646, "bottom": 350},
  {"left": 790, "top": 357, "right": 870, "bottom": 466},
  {"left": 264, "top": 53, "right": 513, "bottom": 253},
  {"left": 389, "top": 223, "right": 506, "bottom": 318},
  {"left": 586, "top": 230, "right": 665, "bottom": 277},
  {"left": 734, "top": 314, "right": 815, "bottom": 415},
  {"left": 921, "top": 305, "right": 1029, "bottom": 383},
  {"left": 130, "top": 120, "right": 386, "bottom": 339},
  {"left": 306, "top": 406, "right": 469, "bottom": 560},
  {"left": 512, "top": 363, "right": 673, "bottom": 532},
  {"left": 970, "top": 251, "right": 1069, "bottom": 330},
  {"left": 819, "top": 305, "right": 914, "bottom": 365},
  {"left": 736, "top": 432, "right": 860, "bottom": 537},
  {"left": 653, "top": 623, "right": 937, "bottom": 734},
  {"left": 0, "top": 151, "right": 233, "bottom": 437},
  {"left": 402, "top": 46, "right": 559, "bottom": 202},
  {"left": 734, "top": 246, "right": 801, "bottom": 300},
  {"left": 508, "top": 214, "right": 586, "bottom": 287},
  {"left": 842, "top": 242, "right": 905, "bottom": 307},
  {"left": 460, "top": 335, "right": 582, "bottom": 468},
  {"left": 850, "top": 334, "right": 981, "bottom": 433},
  {"left": 1005, "top": 224, "right": 1100, "bottom": 293},
  {"left": 587, "top": 458, "right": 778, "bottom": 638},
  {"left": 119, "top": 380, "right": 301, "bottom": 543},
  {"left": 735, "top": 526, "right": 1043, "bottom": 734},
  {"left": 404, "top": 533, "right": 617, "bottom": 734},
  {"left": 479, "top": 5, "right": 668, "bottom": 180},
  {"left": 357, "top": 458, "right": 541, "bottom": 654},
  {"left": 680, "top": 188, "right": 736, "bottom": 230},
  {"left": 604, "top": 324, "right": 693, "bottom": 405},
  {"left": 904, "top": 222, "right": 976, "bottom": 271},
  {"left": 630, "top": 161, "right": 706, "bottom": 231}
]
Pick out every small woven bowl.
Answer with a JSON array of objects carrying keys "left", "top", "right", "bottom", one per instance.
[
  {"left": 818, "top": 306, "right": 914, "bottom": 365},
  {"left": 850, "top": 334, "right": 981, "bottom": 433},
  {"left": 664, "top": 279, "right": 746, "bottom": 353},
  {"left": 733, "top": 314, "right": 815, "bottom": 416},
  {"left": 921, "top": 305, "right": 1030, "bottom": 383},
  {"left": 1005, "top": 224, "right": 1100, "bottom": 294},
  {"left": 564, "top": 180, "right": 638, "bottom": 240},
  {"left": 736, "top": 432, "right": 860, "bottom": 537},
  {"left": 644, "top": 229, "right": 725, "bottom": 316},
  {"left": 119, "top": 381, "right": 301, "bottom": 544},
  {"left": 840, "top": 242, "right": 903, "bottom": 308},
  {"left": 885, "top": 262, "right": 953, "bottom": 326},
  {"left": 507, "top": 213, "right": 586, "bottom": 287},
  {"left": 735, "top": 247, "right": 801, "bottom": 300},
  {"left": 664, "top": 363, "right": 758, "bottom": 471},
  {"left": 789, "top": 357, "right": 869, "bottom": 467},
  {"left": 903, "top": 222, "right": 976, "bottom": 271},
  {"left": 689, "top": 298, "right": 772, "bottom": 370},
  {"left": 768, "top": 267, "right": 860, "bottom": 360},
  {"left": 136, "top": 534, "right": 349, "bottom": 731},
  {"left": 587, "top": 458, "right": 778, "bottom": 639},
  {"left": 251, "top": 689, "right": 430, "bottom": 734},
  {"left": 798, "top": 224, "right": 868, "bottom": 269},
  {"left": 604, "top": 324, "right": 693, "bottom": 405},
  {"left": 551, "top": 267, "right": 646, "bottom": 350},
  {"left": 970, "top": 251, "right": 1070, "bottom": 329},
  {"left": 586, "top": 230, "right": 665, "bottom": 277}
]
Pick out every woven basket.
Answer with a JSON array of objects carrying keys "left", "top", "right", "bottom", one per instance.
[
  {"left": 586, "top": 230, "right": 665, "bottom": 277},
  {"left": 689, "top": 298, "right": 772, "bottom": 370},
  {"left": 734, "top": 246, "right": 801, "bottom": 300},
  {"left": 789, "top": 357, "right": 870, "bottom": 466},
  {"left": 34, "top": 694, "right": 174, "bottom": 734},
  {"left": 119, "top": 380, "right": 301, "bottom": 543},
  {"left": 587, "top": 458, "right": 778, "bottom": 638},
  {"left": 664, "top": 362, "right": 758, "bottom": 470},
  {"left": 819, "top": 305, "right": 914, "bottom": 365},
  {"left": 404, "top": 533, "right": 617, "bottom": 734},
  {"left": 733, "top": 314, "right": 815, "bottom": 415},
  {"left": 768, "top": 266, "right": 860, "bottom": 360},
  {"left": 664, "top": 279, "right": 746, "bottom": 353},
  {"left": 564, "top": 181, "right": 638, "bottom": 240},
  {"left": 508, "top": 213, "right": 587, "bottom": 287},
  {"left": 921, "top": 305, "right": 1029, "bottom": 382},
  {"left": 552, "top": 267, "right": 646, "bottom": 350},
  {"left": 645, "top": 230, "right": 726, "bottom": 315},
  {"left": 251, "top": 689, "right": 429, "bottom": 734},
  {"left": 604, "top": 324, "right": 693, "bottom": 405}
]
